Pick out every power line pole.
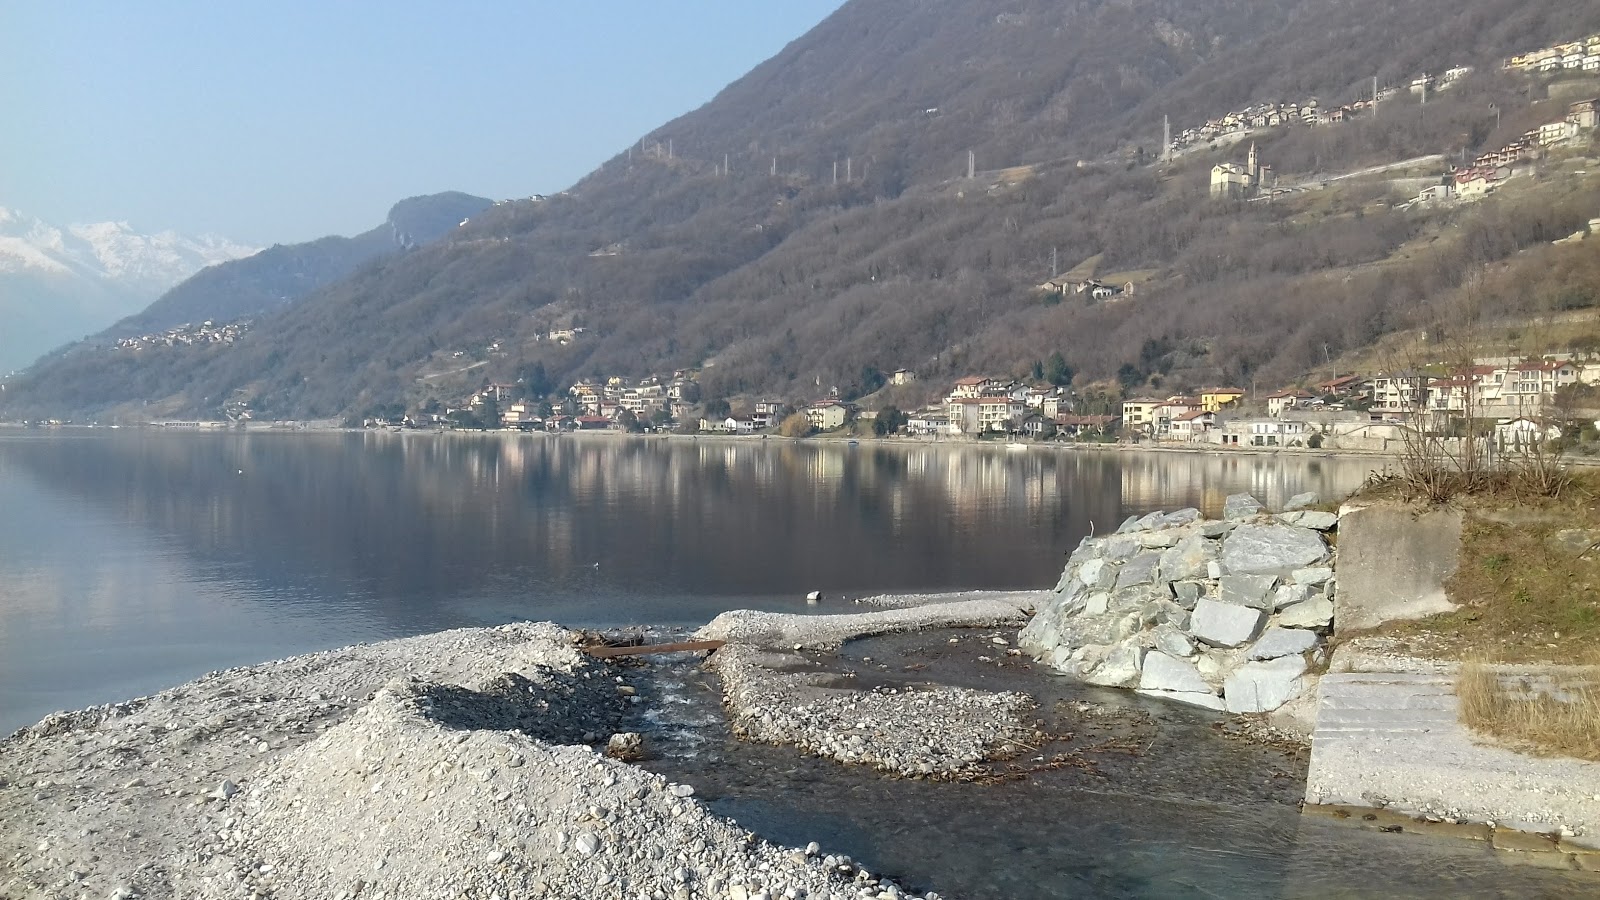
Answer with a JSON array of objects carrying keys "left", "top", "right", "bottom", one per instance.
[
  {"left": 967, "top": 149, "right": 975, "bottom": 179},
  {"left": 846, "top": 157, "right": 852, "bottom": 181},
  {"left": 724, "top": 153, "right": 729, "bottom": 176},
  {"left": 1161, "top": 115, "right": 1170, "bottom": 162},
  {"left": 771, "top": 156, "right": 777, "bottom": 177},
  {"left": 832, "top": 160, "right": 838, "bottom": 185},
  {"left": 1051, "top": 246, "right": 1058, "bottom": 277}
]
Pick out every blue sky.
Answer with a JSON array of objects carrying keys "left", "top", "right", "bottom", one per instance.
[{"left": 0, "top": 2, "right": 845, "bottom": 245}]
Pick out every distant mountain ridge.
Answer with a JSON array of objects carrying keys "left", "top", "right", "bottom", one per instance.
[
  {"left": 89, "top": 191, "right": 493, "bottom": 342},
  {"left": 0, "top": 208, "right": 258, "bottom": 372},
  {"left": 5, "top": 0, "right": 1600, "bottom": 421}
]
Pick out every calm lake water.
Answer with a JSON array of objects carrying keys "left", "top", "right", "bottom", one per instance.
[
  {"left": 6, "top": 430, "right": 1595, "bottom": 898},
  {"left": 0, "top": 429, "right": 1374, "bottom": 733}
]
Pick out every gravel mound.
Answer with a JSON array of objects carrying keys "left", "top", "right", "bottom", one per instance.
[
  {"left": 207, "top": 681, "right": 929, "bottom": 900},
  {"left": 698, "top": 596, "right": 1039, "bottom": 778}
]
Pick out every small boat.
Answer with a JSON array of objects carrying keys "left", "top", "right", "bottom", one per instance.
[
  {"left": 1006, "top": 442, "right": 1027, "bottom": 450},
  {"left": 847, "top": 439, "right": 859, "bottom": 446}
]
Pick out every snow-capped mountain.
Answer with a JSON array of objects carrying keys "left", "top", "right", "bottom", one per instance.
[{"left": 0, "top": 207, "right": 258, "bottom": 373}]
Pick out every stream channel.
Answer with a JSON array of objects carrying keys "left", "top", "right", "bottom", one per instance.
[{"left": 624, "top": 627, "right": 1598, "bottom": 899}]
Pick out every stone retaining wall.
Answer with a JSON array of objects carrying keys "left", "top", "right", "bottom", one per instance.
[{"left": 1018, "top": 492, "right": 1337, "bottom": 714}]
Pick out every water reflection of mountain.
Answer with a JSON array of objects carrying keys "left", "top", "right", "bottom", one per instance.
[{"left": 0, "top": 434, "right": 1372, "bottom": 625}]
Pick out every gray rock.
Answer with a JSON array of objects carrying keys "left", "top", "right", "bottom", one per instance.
[
  {"left": 606, "top": 732, "right": 644, "bottom": 761},
  {"left": 1223, "top": 655, "right": 1308, "bottom": 713},
  {"left": 1159, "top": 508, "right": 1203, "bottom": 528},
  {"left": 1078, "top": 558, "right": 1109, "bottom": 588},
  {"left": 1223, "top": 493, "right": 1266, "bottom": 520},
  {"left": 1290, "top": 566, "right": 1334, "bottom": 586},
  {"left": 1084, "top": 645, "right": 1144, "bottom": 688},
  {"left": 1152, "top": 626, "right": 1196, "bottom": 658},
  {"left": 1137, "top": 689, "right": 1225, "bottom": 711},
  {"left": 1199, "top": 520, "right": 1236, "bottom": 538},
  {"left": 1277, "top": 597, "right": 1334, "bottom": 630},
  {"left": 1207, "top": 561, "right": 1226, "bottom": 579},
  {"left": 1551, "top": 528, "right": 1600, "bottom": 555},
  {"left": 1219, "top": 523, "right": 1329, "bottom": 576},
  {"left": 1284, "top": 491, "right": 1320, "bottom": 512},
  {"left": 1247, "top": 627, "right": 1319, "bottom": 661},
  {"left": 574, "top": 832, "right": 601, "bottom": 856},
  {"left": 1103, "top": 535, "right": 1142, "bottom": 562},
  {"left": 1114, "top": 551, "right": 1162, "bottom": 590},
  {"left": 1083, "top": 592, "right": 1110, "bottom": 616},
  {"left": 1189, "top": 598, "right": 1265, "bottom": 648},
  {"left": 1159, "top": 535, "right": 1216, "bottom": 582},
  {"left": 1270, "top": 583, "right": 1312, "bottom": 611},
  {"left": 1138, "top": 529, "right": 1183, "bottom": 549},
  {"left": 1219, "top": 574, "right": 1278, "bottom": 609},
  {"left": 1170, "top": 581, "right": 1204, "bottom": 609},
  {"left": 212, "top": 779, "right": 239, "bottom": 800},
  {"left": 1148, "top": 600, "right": 1190, "bottom": 631},
  {"left": 1116, "top": 514, "right": 1146, "bottom": 533},
  {"left": 1276, "top": 510, "right": 1339, "bottom": 531},
  {"left": 1139, "top": 651, "right": 1212, "bottom": 694}
]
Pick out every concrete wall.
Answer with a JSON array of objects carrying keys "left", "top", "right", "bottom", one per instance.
[{"left": 1334, "top": 502, "right": 1462, "bottom": 634}]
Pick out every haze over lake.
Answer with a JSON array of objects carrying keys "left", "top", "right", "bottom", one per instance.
[{"left": 0, "top": 431, "right": 1371, "bottom": 734}]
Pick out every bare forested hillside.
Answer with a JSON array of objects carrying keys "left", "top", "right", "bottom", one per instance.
[{"left": 6, "top": 0, "right": 1600, "bottom": 421}]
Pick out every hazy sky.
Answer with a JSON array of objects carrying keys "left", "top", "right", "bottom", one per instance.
[{"left": 1, "top": 2, "right": 845, "bottom": 245}]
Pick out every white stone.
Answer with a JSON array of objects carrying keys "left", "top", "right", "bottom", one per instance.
[
  {"left": 1284, "top": 491, "right": 1320, "bottom": 511},
  {"left": 1139, "top": 651, "right": 1211, "bottom": 693},
  {"left": 1292, "top": 566, "right": 1334, "bottom": 586},
  {"left": 1084, "top": 645, "right": 1144, "bottom": 688},
  {"left": 1247, "top": 627, "right": 1319, "bottom": 661},
  {"left": 1271, "top": 583, "right": 1312, "bottom": 610},
  {"left": 1084, "top": 592, "right": 1110, "bottom": 616},
  {"left": 1152, "top": 625, "right": 1195, "bottom": 658},
  {"left": 1078, "top": 558, "right": 1107, "bottom": 587},
  {"left": 1220, "top": 523, "right": 1329, "bottom": 576},
  {"left": 1224, "top": 655, "right": 1308, "bottom": 713},
  {"left": 1278, "top": 597, "right": 1334, "bottom": 630},
  {"left": 1137, "top": 689, "right": 1226, "bottom": 711},
  {"left": 1224, "top": 493, "right": 1265, "bottom": 520},
  {"left": 1276, "top": 510, "right": 1339, "bottom": 531},
  {"left": 1219, "top": 573, "right": 1277, "bottom": 609},
  {"left": 574, "top": 832, "right": 601, "bottom": 856},
  {"left": 1189, "top": 598, "right": 1265, "bottom": 648}
]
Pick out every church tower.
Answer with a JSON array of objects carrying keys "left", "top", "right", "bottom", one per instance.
[{"left": 1246, "top": 142, "right": 1259, "bottom": 185}]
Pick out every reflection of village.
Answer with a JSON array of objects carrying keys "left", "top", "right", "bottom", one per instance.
[{"left": 367, "top": 428, "right": 1366, "bottom": 562}]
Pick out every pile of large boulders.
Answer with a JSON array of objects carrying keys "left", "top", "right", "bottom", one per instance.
[{"left": 1019, "top": 492, "right": 1337, "bottom": 714}]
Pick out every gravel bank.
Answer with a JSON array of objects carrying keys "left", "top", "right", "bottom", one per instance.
[
  {"left": 696, "top": 595, "right": 1041, "bottom": 777},
  {"left": 0, "top": 622, "right": 938, "bottom": 900}
]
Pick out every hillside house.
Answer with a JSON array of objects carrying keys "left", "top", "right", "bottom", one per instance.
[
  {"left": 977, "top": 396, "right": 1025, "bottom": 432},
  {"left": 805, "top": 402, "right": 850, "bottom": 431},
  {"left": 1371, "top": 373, "right": 1429, "bottom": 416},
  {"left": 1265, "top": 389, "right": 1312, "bottom": 417},
  {"left": 891, "top": 369, "right": 917, "bottom": 386},
  {"left": 1152, "top": 397, "right": 1202, "bottom": 437},
  {"left": 1055, "top": 414, "right": 1118, "bottom": 438},
  {"left": 1121, "top": 398, "right": 1165, "bottom": 434},
  {"left": 1570, "top": 99, "right": 1599, "bottom": 131},
  {"left": 1218, "top": 418, "right": 1309, "bottom": 447},
  {"left": 1315, "top": 374, "right": 1364, "bottom": 396},
  {"left": 1199, "top": 387, "right": 1246, "bottom": 412},
  {"left": 948, "top": 376, "right": 992, "bottom": 400},
  {"left": 1020, "top": 412, "right": 1057, "bottom": 438},
  {"left": 724, "top": 416, "right": 758, "bottom": 435},
  {"left": 906, "top": 410, "right": 951, "bottom": 436},
  {"left": 1169, "top": 409, "right": 1215, "bottom": 441}
]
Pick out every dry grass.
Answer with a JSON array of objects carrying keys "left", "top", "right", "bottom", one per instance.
[
  {"left": 1374, "top": 471, "right": 1600, "bottom": 664},
  {"left": 1457, "top": 652, "right": 1600, "bottom": 761}
]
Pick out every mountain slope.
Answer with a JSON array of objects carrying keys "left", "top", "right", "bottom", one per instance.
[
  {"left": 5, "top": 0, "right": 1600, "bottom": 420},
  {"left": 0, "top": 208, "right": 257, "bottom": 372},
  {"left": 89, "top": 191, "right": 494, "bottom": 341}
]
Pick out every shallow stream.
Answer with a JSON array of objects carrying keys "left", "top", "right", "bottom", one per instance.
[{"left": 628, "top": 628, "right": 1598, "bottom": 899}]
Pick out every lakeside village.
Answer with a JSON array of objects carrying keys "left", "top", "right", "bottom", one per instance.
[{"left": 370, "top": 350, "right": 1600, "bottom": 457}]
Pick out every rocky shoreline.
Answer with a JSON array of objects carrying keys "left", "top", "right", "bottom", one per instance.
[
  {"left": 2, "top": 601, "right": 1047, "bottom": 900},
  {"left": 1019, "top": 492, "right": 1336, "bottom": 730}
]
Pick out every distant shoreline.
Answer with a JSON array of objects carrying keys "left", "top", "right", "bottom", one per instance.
[{"left": 0, "top": 419, "right": 1409, "bottom": 464}]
